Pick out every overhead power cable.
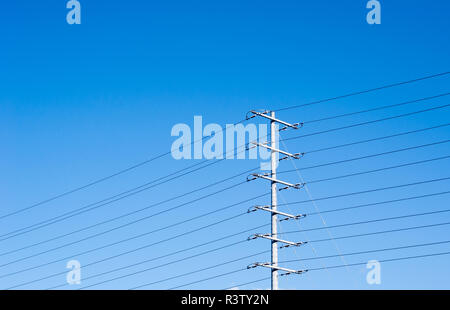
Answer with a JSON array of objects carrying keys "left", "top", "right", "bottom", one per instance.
[
  {"left": 278, "top": 240, "right": 450, "bottom": 264},
  {"left": 2, "top": 135, "right": 446, "bottom": 249},
  {"left": 156, "top": 239, "right": 450, "bottom": 289},
  {"left": 303, "top": 123, "right": 449, "bottom": 154},
  {"left": 302, "top": 92, "right": 449, "bottom": 124},
  {"left": 3, "top": 95, "right": 447, "bottom": 240},
  {"left": 2, "top": 150, "right": 447, "bottom": 269},
  {"left": 0, "top": 180, "right": 250, "bottom": 243},
  {"left": 0, "top": 193, "right": 269, "bottom": 279},
  {"left": 0, "top": 136, "right": 442, "bottom": 256},
  {"left": 0, "top": 157, "right": 235, "bottom": 238},
  {"left": 222, "top": 250, "right": 450, "bottom": 290},
  {"left": 38, "top": 190, "right": 450, "bottom": 289},
  {"left": 0, "top": 119, "right": 251, "bottom": 221},
  {"left": 281, "top": 103, "right": 450, "bottom": 142},
  {"left": 9, "top": 205, "right": 450, "bottom": 289},
  {"left": 278, "top": 209, "right": 450, "bottom": 236},
  {"left": 174, "top": 250, "right": 450, "bottom": 289},
  {"left": 1, "top": 175, "right": 448, "bottom": 279},
  {"left": 4, "top": 71, "right": 448, "bottom": 220},
  {"left": 278, "top": 176, "right": 450, "bottom": 207},
  {"left": 274, "top": 71, "right": 450, "bottom": 112}
]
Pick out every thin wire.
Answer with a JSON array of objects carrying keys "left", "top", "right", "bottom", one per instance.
[
  {"left": 274, "top": 71, "right": 450, "bottom": 112},
  {"left": 281, "top": 103, "right": 450, "bottom": 142},
  {"left": 278, "top": 176, "right": 450, "bottom": 207},
  {"left": 280, "top": 137, "right": 352, "bottom": 274},
  {"left": 222, "top": 250, "right": 450, "bottom": 289},
  {"left": 4, "top": 138, "right": 444, "bottom": 257},
  {"left": 37, "top": 191, "right": 450, "bottom": 289},
  {"left": 127, "top": 252, "right": 267, "bottom": 290},
  {"left": 279, "top": 208, "right": 450, "bottom": 237},
  {"left": 0, "top": 191, "right": 270, "bottom": 275},
  {"left": 15, "top": 189, "right": 450, "bottom": 289},
  {"left": 302, "top": 93, "right": 450, "bottom": 124},
  {"left": 3, "top": 151, "right": 447, "bottom": 268},
  {"left": 11, "top": 217, "right": 450, "bottom": 289},
  {"left": 308, "top": 251, "right": 450, "bottom": 271},
  {"left": 304, "top": 155, "right": 450, "bottom": 184},
  {"left": 223, "top": 277, "right": 270, "bottom": 290},
  {"left": 0, "top": 158, "right": 241, "bottom": 239},
  {"left": 0, "top": 167, "right": 257, "bottom": 254},
  {"left": 299, "top": 222, "right": 450, "bottom": 243},
  {"left": 304, "top": 123, "right": 449, "bottom": 154},
  {"left": 279, "top": 240, "right": 450, "bottom": 264},
  {"left": 10, "top": 223, "right": 270, "bottom": 290},
  {"left": 166, "top": 268, "right": 248, "bottom": 290},
  {"left": 2, "top": 176, "right": 448, "bottom": 275},
  {"left": 174, "top": 250, "right": 450, "bottom": 289},
  {"left": 0, "top": 119, "right": 249, "bottom": 220},
  {"left": 188, "top": 239, "right": 450, "bottom": 289},
  {"left": 281, "top": 140, "right": 450, "bottom": 175},
  {"left": 5, "top": 75, "right": 449, "bottom": 233},
  {"left": 277, "top": 188, "right": 332, "bottom": 279},
  {"left": 4, "top": 100, "right": 447, "bottom": 240},
  {"left": 307, "top": 191, "right": 450, "bottom": 216},
  {"left": 0, "top": 180, "right": 250, "bottom": 244}
]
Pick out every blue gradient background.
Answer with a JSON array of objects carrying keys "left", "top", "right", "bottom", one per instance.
[{"left": 1, "top": 1, "right": 449, "bottom": 289}]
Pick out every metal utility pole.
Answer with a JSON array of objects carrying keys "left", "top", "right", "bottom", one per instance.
[
  {"left": 270, "top": 111, "right": 279, "bottom": 290},
  {"left": 246, "top": 110, "right": 307, "bottom": 290}
]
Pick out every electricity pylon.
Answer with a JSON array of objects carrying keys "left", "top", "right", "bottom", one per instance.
[{"left": 246, "top": 110, "right": 307, "bottom": 290}]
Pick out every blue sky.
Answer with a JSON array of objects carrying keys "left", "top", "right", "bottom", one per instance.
[{"left": 0, "top": 1, "right": 449, "bottom": 289}]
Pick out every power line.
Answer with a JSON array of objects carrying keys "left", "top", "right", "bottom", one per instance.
[
  {"left": 221, "top": 241, "right": 449, "bottom": 290},
  {"left": 302, "top": 93, "right": 450, "bottom": 124},
  {"left": 169, "top": 239, "right": 450, "bottom": 289},
  {"left": 279, "top": 209, "right": 450, "bottom": 236},
  {"left": 2, "top": 175, "right": 448, "bottom": 279},
  {"left": 308, "top": 251, "right": 450, "bottom": 271},
  {"left": 222, "top": 249, "right": 450, "bottom": 290},
  {"left": 83, "top": 248, "right": 267, "bottom": 290},
  {"left": 44, "top": 191, "right": 450, "bottom": 289},
  {"left": 307, "top": 222, "right": 450, "bottom": 244},
  {"left": 0, "top": 157, "right": 233, "bottom": 239},
  {"left": 281, "top": 103, "right": 450, "bottom": 142},
  {"left": 4, "top": 136, "right": 443, "bottom": 258},
  {"left": 3, "top": 98, "right": 447, "bottom": 240},
  {"left": 305, "top": 155, "right": 450, "bottom": 185},
  {"left": 307, "top": 191, "right": 450, "bottom": 216},
  {"left": 281, "top": 140, "right": 450, "bottom": 175},
  {"left": 223, "top": 277, "right": 270, "bottom": 290},
  {"left": 279, "top": 240, "right": 450, "bottom": 264},
  {"left": 10, "top": 222, "right": 269, "bottom": 290},
  {"left": 5, "top": 71, "right": 448, "bottom": 220},
  {"left": 9, "top": 214, "right": 450, "bottom": 289},
  {"left": 167, "top": 268, "right": 248, "bottom": 290},
  {"left": 0, "top": 166, "right": 256, "bottom": 245},
  {"left": 303, "top": 123, "right": 450, "bottom": 154},
  {"left": 0, "top": 120, "right": 249, "bottom": 221},
  {"left": 278, "top": 176, "right": 450, "bottom": 207},
  {"left": 0, "top": 193, "right": 269, "bottom": 279},
  {"left": 22, "top": 189, "right": 450, "bottom": 289},
  {"left": 0, "top": 180, "right": 250, "bottom": 243},
  {"left": 174, "top": 250, "right": 450, "bottom": 289},
  {"left": 274, "top": 71, "right": 450, "bottom": 112},
  {"left": 49, "top": 226, "right": 270, "bottom": 290}
]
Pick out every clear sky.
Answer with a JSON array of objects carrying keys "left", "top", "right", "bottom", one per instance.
[{"left": 1, "top": 1, "right": 449, "bottom": 290}]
